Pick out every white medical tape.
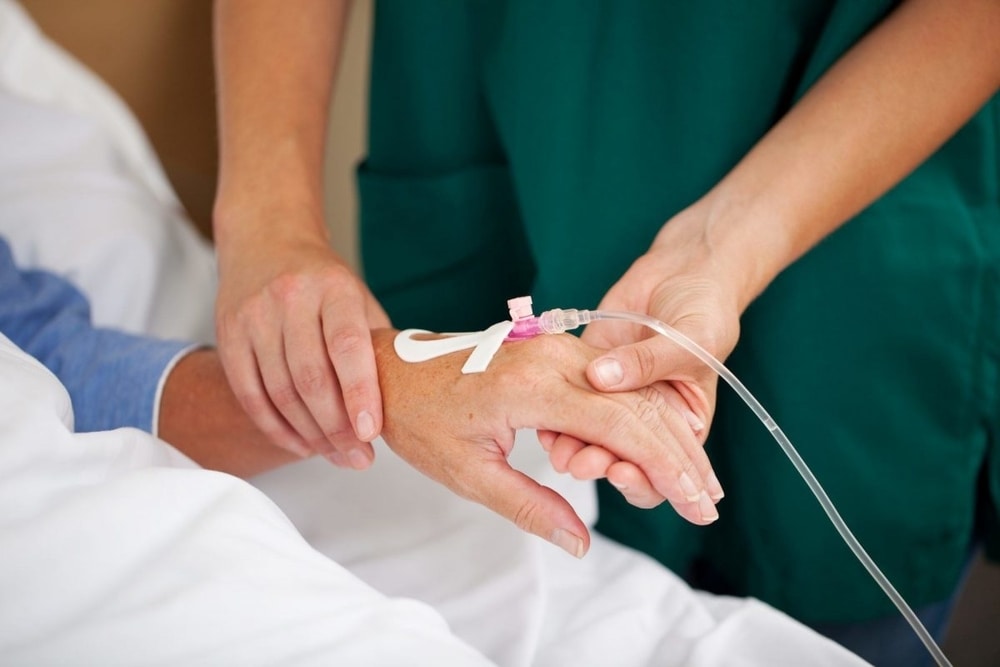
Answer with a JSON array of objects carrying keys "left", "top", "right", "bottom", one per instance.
[{"left": 393, "top": 321, "right": 515, "bottom": 374}]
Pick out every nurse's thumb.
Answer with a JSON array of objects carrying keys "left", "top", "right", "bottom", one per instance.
[
  {"left": 475, "top": 467, "right": 591, "bottom": 558},
  {"left": 587, "top": 336, "right": 689, "bottom": 392}
]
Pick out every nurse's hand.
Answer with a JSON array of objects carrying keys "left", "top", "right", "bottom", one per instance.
[
  {"left": 373, "top": 327, "right": 723, "bottom": 559},
  {"left": 214, "top": 228, "right": 390, "bottom": 470},
  {"left": 555, "top": 206, "right": 743, "bottom": 507}
]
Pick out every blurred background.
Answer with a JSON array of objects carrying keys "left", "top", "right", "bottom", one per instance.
[
  {"left": 20, "top": 0, "right": 368, "bottom": 271},
  {"left": 13, "top": 2, "right": 1000, "bottom": 665}
]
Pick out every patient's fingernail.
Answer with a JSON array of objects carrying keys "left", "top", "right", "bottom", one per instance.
[
  {"left": 684, "top": 410, "right": 705, "bottom": 434},
  {"left": 706, "top": 471, "right": 725, "bottom": 501},
  {"left": 347, "top": 448, "right": 372, "bottom": 470},
  {"left": 698, "top": 491, "right": 719, "bottom": 522},
  {"left": 679, "top": 471, "right": 701, "bottom": 502},
  {"left": 356, "top": 410, "right": 376, "bottom": 441},
  {"left": 610, "top": 480, "right": 628, "bottom": 491},
  {"left": 594, "top": 357, "right": 624, "bottom": 388},
  {"left": 551, "top": 528, "right": 586, "bottom": 559}
]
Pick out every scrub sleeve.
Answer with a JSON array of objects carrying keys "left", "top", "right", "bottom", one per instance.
[{"left": 359, "top": 0, "right": 1000, "bottom": 624}]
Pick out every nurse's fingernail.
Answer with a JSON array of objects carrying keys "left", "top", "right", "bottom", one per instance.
[
  {"left": 679, "top": 471, "right": 701, "bottom": 502},
  {"left": 347, "top": 448, "right": 372, "bottom": 470},
  {"left": 594, "top": 357, "right": 624, "bottom": 388},
  {"left": 699, "top": 491, "right": 719, "bottom": 522},
  {"left": 551, "top": 528, "right": 586, "bottom": 559},
  {"left": 356, "top": 410, "right": 376, "bottom": 441},
  {"left": 706, "top": 471, "right": 725, "bottom": 501}
]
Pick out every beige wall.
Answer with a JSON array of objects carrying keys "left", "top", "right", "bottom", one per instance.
[
  {"left": 324, "top": 0, "right": 369, "bottom": 272},
  {"left": 19, "top": 0, "right": 369, "bottom": 271}
]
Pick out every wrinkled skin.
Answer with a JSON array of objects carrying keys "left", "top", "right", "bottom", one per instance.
[{"left": 373, "top": 328, "right": 723, "bottom": 557}]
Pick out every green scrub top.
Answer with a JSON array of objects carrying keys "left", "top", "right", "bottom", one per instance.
[{"left": 358, "top": 1, "right": 1000, "bottom": 624}]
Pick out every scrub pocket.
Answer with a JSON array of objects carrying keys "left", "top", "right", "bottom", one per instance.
[{"left": 357, "top": 162, "right": 535, "bottom": 333}]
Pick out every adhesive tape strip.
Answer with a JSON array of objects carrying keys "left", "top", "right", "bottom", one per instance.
[{"left": 394, "top": 321, "right": 515, "bottom": 374}]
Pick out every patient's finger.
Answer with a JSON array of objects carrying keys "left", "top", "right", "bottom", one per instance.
[
  {"left": 605, "top": 461, "right": 663, "bottom": 509},
  {"left": 464, "top": 460, "right": 591, "bottom": 559},
  {"left": 617, "top": 384, "right": 718, "bottom": 504},
  {"left": 606, "top": 461, "right": 714, "bottom": 525},
  {"left": 523, "top": 384, "right": 711, "bottom": 510},
  {"left": 640, "top": 384, "right": 721, "bottom": 499},
  {"left": 661, "top": 387, "right": 708, "bottom": 443},
  {"left": 216, "top": 333, "right": 311, "bottom": 458},
  {"left": 284, "top": 310, "right": 371, "bottom": 469}
]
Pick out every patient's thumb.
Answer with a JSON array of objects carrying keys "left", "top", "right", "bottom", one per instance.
[{"left": 477, "top": 468, "right": 590, "bottom": 558}]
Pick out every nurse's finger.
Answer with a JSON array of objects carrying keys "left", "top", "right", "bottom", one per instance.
[
  {"left": 321, "top": 289, "right": 384, "bottom": 450},
  {"left": 547, "top": 433, "right": 587, "bottom": 473},
  {"left": 564, "top": 443, "right": 619, "bottom": 480},
  {"left": 215, "top": 333, "right": 311, "bottom": 458},
  {"left": 284, "top": 312, "right": 371, "bottom": 469},
  {"left": 462, "top": 460, "right": 591, "bottom": 559},
  {"left": 537, "top": 429, "right": 558, "bottom": 452},
  {"left": 253, "top": 327, "right": 333, "bottom": 458}
]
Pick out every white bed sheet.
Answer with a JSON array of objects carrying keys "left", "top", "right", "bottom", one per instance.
[
  {"left": 0, "top": 334, "right": 491, "bottom": 666},
  {"left": 0, "top": 2, "right": 869, "bottom": 665}
]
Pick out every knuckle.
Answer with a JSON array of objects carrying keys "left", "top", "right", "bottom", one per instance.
[
  {"left": 629, "top": 343, "right": 661, "bottom": 382},
  {"left": 339, "top": 381, "right": 372, "bottom": 415},
  {"left": 603, "top": 404, "right": 638, "bottom": 441},
  {"left": 322, "top": 424, "right": 356, "bottom": 446},
  {"left": 235, "top": 390, "right": 271, "bottom": 418},
  {"left": 677, "top": 455, "right": 699, "bottom": 480},
  {"left": 268, "top": 382, "right": 302, "bottom": 410},
  {"left": 291, "top": 364, "right": 332, "bottom": 396},
  {"left": 512, "top": 499, "right": 542, "bottom": 533},
  {"left": 318, "top": 262, "right": 355, "bottom": 284},
  {"left": 317, "top": 267, "right": 362, "bottom": 303},
  {"left": 633, "top": 395, "right": 664, "bottom": 430},
  {"left": 636, "top": 387, "right": 670, "bottom": 424},
  {"left": 326, "top": 328, "right": 367, "bottom": 357},
  {"left": 267, "top": 273, "right": 309, "bottom": 304}
]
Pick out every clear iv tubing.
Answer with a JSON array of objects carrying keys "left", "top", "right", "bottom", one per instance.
[{"left": 534, "top": 307, "right": 952, "bottom": 667}]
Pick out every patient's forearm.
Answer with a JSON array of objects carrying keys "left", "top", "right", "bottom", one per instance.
[{"left": 158, "top": 349, "right": 302, "bottom": 477}]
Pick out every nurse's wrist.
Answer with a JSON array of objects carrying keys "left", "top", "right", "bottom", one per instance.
[
  {"left": 660, "top": 194, "right": 796, "bottom": 313},
  {"left": 213, "top": 156, "right": 328, "bottom": 248},
  {"left": 212, "top": 192, "right": 329, "bottom": 259}
]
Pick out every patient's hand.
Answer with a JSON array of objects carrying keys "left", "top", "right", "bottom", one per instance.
[{"left": 372, "top": 329, "right": 721, "bottom": 558}]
